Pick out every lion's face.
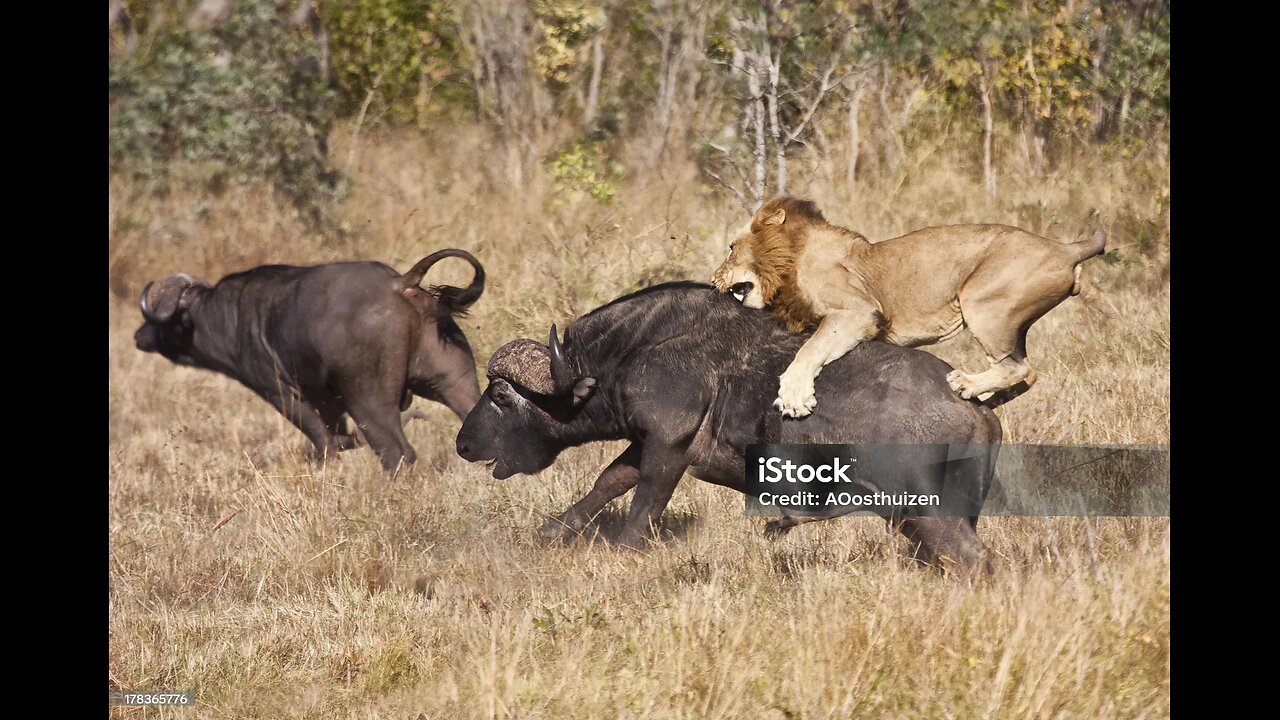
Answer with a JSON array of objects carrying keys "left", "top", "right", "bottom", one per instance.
[{"left": 711, "top": 227, "right": 767, "bottom": 309}]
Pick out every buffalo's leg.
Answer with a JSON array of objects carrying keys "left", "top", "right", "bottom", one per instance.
[
  {"left": 540, "top": 442, "right": 642, "bottom": 542},
  {"left": 764, "top": 499, "right": 870, "bottom": 536},
  {"left": 346, "top": 396, "right": 418, "bottom": 471},
  {"left": 617, "top": 445, "right": 689, "bottom": 549},
  {"left": 312, "top": 394, "right": 361, "bottom": 452},
  {"left": 896, "top": 517, "right": 992, "bottom": 576},
  {"left": 257, "top": 385, "right": 346, "bottom": 462},
  {"left": 763, "top": 514, "right": 829, "bottom": 538},
  {"left": 775, "top": 304, "right": 882, "bottom": 418}
]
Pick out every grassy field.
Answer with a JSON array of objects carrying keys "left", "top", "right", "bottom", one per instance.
[{"left": 108, "top": 128, "right": 1169, "bottom": 718}]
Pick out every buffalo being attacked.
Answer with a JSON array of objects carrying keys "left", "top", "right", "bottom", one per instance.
[
  {"left": 455, "top": 282, "right": 1002, "bottom": 572},
  {"left": 136, "top": 249, "right": 485, "bottom": 470}
]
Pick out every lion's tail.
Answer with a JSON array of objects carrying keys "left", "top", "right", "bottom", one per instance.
[
  {"left": 1067, "top": 229, "right": 1108, "bottom": 265},
  {"left": 1065, "top": 229, "right": 1106, "bottom": 296}
]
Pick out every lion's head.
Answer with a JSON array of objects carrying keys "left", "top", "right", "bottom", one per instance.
[{"left": 711, "top": 197, "right": 836, "bottom": 332}]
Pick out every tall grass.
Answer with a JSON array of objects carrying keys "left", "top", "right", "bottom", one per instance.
[{"left": 109, "top": 125, "right": 1169, "bottom": 718}]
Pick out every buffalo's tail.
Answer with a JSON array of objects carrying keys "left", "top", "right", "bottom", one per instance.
[{"left": 400, "top": 249, "right": 485, "bottom": 314}]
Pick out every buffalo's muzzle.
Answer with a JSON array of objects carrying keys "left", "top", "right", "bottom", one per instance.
[
  {"left": 729, "top": 282, "right": 754, "bottom": 302},
  {"left": 134, "top": 325, "right": 158, "bottom": 352}
]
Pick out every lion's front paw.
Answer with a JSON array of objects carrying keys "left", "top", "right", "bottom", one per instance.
[{"left": 775, "top": 371, "right": 817, "bottom": 418}]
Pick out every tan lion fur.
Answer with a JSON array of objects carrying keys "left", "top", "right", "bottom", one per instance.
[{"left": 711, "top": 196, "right": 1107, "bottom": 415}]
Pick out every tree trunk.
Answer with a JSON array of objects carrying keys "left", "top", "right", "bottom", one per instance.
[
  {"left": 747, "top": 52, "right": 767, "bottom": 209},
  {"left": 655, "top": 24, "right": 677, "bottom": 157},
  {"left": 109, "top": 0, "right": 136, "bottom": 55},
  {"left": 1019, "top": 111, "right": 1032, "bottom": 177},
  {"left": 584, "top": 33, "right": 604, "bottom": 127},
  {"left": 766, "top": 48, "right": 785, "bottom": 196},
  {"left": 1119, "top": 87, "right": 1131, "bottom": 134},
  {"left": 846, "top": 79, "right": 864, "bottom": 191},
  {"left": 877, "top": 64, "right": 900, "bottom": 183},
  {"left": 1091, "top": 22, "right": 1109, "bottom": 138},
  {"left": 978, "top": 60, "right": 996, "bottom": 197},
  {"left": 677, "top": 10, "right": 709, "bottom": 143}
]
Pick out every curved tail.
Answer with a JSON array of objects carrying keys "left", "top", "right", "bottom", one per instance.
[
  {"left": 401, "top": 249, "right": 485, "bottom": 313},
  {"left": 1068, "top": 229, "right": 1108, "bottom": 265}
]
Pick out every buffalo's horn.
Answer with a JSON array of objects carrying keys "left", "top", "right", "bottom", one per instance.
[
  {"left": 548, "top": 324, "right": 575, "bottom": 394},
  {"left": 485, "top": 338, "right": 555, "bottom": 395},
  {"left": 139, "top": 281, "right": 162, "bottom": 323}
]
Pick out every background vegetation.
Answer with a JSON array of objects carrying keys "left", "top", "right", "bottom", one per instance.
[{"left": 109, "top": 1, "right": 1169, "bottom": 717}]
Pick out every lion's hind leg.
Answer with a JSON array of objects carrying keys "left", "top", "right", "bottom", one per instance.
[
  {"left": 947, "top": 352, "right": 1035, "bottom": 401},
  {"left": 946, "top": 312, "right": 1037, "bottom": 401},
  {"left": 949, "top": 262, "right": 1074, "bottom": 399}
]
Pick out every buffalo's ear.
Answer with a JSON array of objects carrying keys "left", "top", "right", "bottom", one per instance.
[
  {"left": 177, "top": 277, "right": 206, "bottom": 311},
  {"left": 569, "top": 377, "right": 597, "bottom": 406},
  {"left": 489, "top": 379, "right": 518, "bottom": 408}
]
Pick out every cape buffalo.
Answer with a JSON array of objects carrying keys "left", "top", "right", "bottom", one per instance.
[
  {"left": 136, "top": 249, "right": 485, "bottom": 470},
  {"left": 455, "top": 282, "right": 1002, "bottom": 571}
]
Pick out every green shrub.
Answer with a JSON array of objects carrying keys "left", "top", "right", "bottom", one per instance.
[
  {"left": 323, "top": 0, "right": 469, "bottom": 127},
  {"left": 546, "top": 142, "right": 621, "bottom": 205},
  {"left": 109, "top": 0, "right": 337, "bottom": 219}
]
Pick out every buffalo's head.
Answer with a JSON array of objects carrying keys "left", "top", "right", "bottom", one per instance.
[
  {"left": 455, "top": 326, "right": 596, "bottom": 479},
  {"left": 134, "top": 274, "right": 209, "bottom": 365}
]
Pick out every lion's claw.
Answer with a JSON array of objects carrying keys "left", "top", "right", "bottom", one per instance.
[{"left": 773, "top": 386, "right": 814, "bottom": 415}]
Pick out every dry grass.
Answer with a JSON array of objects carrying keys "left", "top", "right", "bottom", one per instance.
[{"left": 109, "top": 127, "right": 1169, "bottom": 718}]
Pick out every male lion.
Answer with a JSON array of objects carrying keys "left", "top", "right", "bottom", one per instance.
[{"left": 711, "top": 197, "right": 1107, "bottom": 417}]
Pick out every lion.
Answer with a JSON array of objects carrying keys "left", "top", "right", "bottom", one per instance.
[{"left": 711, "top": 197, "right": 1107, "bottom": 417}]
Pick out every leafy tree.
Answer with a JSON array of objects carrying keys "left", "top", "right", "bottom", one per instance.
[
  {"left": 323, "top": 0, "right": 469, "bottom": 128},
  {"left": 109, "top": 0, "right": 336, "bottom": 218}
]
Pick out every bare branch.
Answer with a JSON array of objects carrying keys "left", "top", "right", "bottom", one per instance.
[
  {"left": 702, "top": 167, "right": 751, "bottom": 210},
  {"left": 783, "top": 52, "right": 842, "bottom": 146}
]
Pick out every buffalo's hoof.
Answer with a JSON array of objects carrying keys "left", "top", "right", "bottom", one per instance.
[
  {"left": 614, "top": 532, "right": 652, "bottom": 551},
  {"left": 763, "top": 519, "right": 794, "bottom": 539},
  {"left": 538, "top": 516, "right": 583, "bottom": 543}
]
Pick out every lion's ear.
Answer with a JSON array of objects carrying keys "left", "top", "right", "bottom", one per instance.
[{"left": 757, "top": 208, "right": 786, "bottom": 227}]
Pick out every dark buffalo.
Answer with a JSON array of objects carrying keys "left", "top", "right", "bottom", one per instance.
[
  {"left": 455, "top": 282, "right": 1001, "bottom": 571},
  {"left": 136, "top": 249, "right": 485, "bottom": 470}
]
